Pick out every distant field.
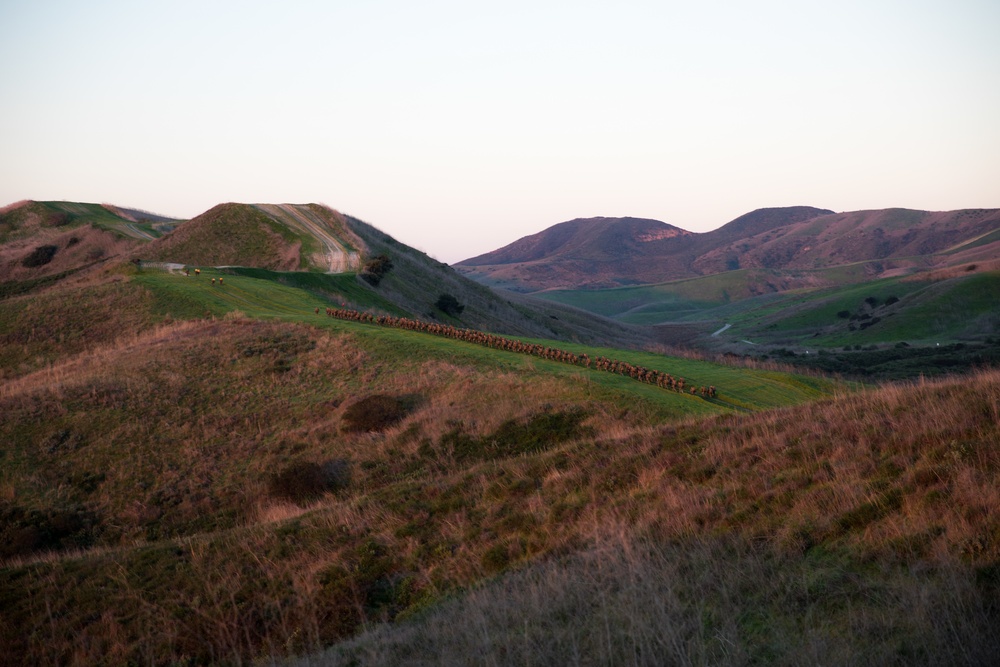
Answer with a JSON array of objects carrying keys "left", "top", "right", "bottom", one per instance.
[
  {"left": 536, "top": 264, "right": 879, "bottom": 325},
  {"left": 716, "top": 272, "right": 1000, "bottom": 347},
  {"left": 540, "top": 267, "right": 1000, "bottom": 351}
]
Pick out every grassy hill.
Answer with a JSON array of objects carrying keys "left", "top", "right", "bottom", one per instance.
[
  {"left": 1, "top": 298, "right": 996, "bottom": 663},
  {"left": 1, "top": 199, "right": 653, "bottom": 349},
  {"left": 0, "top": 200, "right": 180, "bottom": 243},
  {"left": 0, "top": 200, "right": 181, "bottom": 288},
  {"left": 2, "top": 201, "right": 998, "bottom": 665},
  {"left": 140, "top": 203, "right": 328, "bottom": 271}
]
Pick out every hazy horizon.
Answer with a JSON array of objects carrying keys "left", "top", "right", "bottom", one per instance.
[{"left": 3, "top": 1, "right": 998, "bottom": 264}]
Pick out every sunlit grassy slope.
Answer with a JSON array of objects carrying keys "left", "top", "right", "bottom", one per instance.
[
  {"left": 132, "top": 265, "right": 839, "bottom": 413},
  {"left": 133, "top": 266, "right": 403, "bottom": 320}
]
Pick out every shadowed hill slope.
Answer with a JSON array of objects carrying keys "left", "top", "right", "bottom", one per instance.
[{"left": 341, "top": 214, "right": 652, "bottom": 345}]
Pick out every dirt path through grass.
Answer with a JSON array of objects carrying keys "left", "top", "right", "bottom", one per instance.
[
  {"left": 711, "top": 323, "right": 732, "bottom": 336},
  {"left": 254, "top": 204, "right": 361, "bottom": 273}
]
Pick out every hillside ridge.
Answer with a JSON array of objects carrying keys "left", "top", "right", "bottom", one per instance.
[{"left": 455, "top": 206, "right": 1000, "bottom": 292}]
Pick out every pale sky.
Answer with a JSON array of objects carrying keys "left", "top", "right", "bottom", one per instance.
[{"left": 2, "top": 1, "right": 998, "bottom": 263}]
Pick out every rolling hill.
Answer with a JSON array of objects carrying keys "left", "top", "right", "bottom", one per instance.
[
  {"left": 1, "top": 305, "right": 997, "bottom": 664},
  {"left": 455, "top": 206, "right": 1000, "bottom": 292},
  {"left": 2, "top": 197, "right": 999, "bottom": 664},
  {"left": 2, "top": 200, "right": 651, "bottom": 350},
  {"left": 0, "top": 200, "right": 181, "bottom": 286}
]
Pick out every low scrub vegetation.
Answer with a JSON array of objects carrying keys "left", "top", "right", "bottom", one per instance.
[
  {"left": 21, "top": 244, "right": 58, "bottom": 267},
  {"left": 268, "top": 460, "right": 351, "bottom": 505},
  {"left": 342, "top": 394, "right": 416, "bottom": 433},
  {"left": 317, "top": 530, "right": 999, "bottom": 666}
]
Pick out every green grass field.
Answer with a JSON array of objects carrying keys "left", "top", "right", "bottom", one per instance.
[
  {"left": 717, "top": 272, "right": 1000, "bottom": 347},
  {"left": 543, "top": 268, "right": 1000, "bottom": 350},
  {"left": 536, "top": 264, "right": 881, "bottom": 326},
  {"left": 133, "top": 265, "right": 841, "bottom": 416}
]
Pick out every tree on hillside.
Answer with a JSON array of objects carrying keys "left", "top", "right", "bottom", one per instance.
[
  {"left": 360, "top": 254, "right": 393, "bottom": 286},
  {"left": 436, "top": 293, "right": 465, "bottom": 316}
]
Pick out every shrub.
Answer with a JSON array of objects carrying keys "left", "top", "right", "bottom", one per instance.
[
  {"left": 342, "top": 395, "right": 413, "bottom": 432},
  {"left": 0, "top": 501, "right": 100, "bottom": 559},
  {"left": 268, "top": 459, "right": 350, "bottom": 505},
  {"left": 360, "top": 254, "right": 393, "bottom": 286},
  {"left": 885, "top": 295, "right": 900, "bottom": 306},
  {"left": 837, "top": 310, "right": 851, "bottom": 319},
  {"left": 22, "top": 244, "right": 58, "bottom": 268},
  {"left": 435, "top": 293, "right": 465, "bottom": 316},
  {"left": 442, "top": 408, "right": 591, "bottom": 463}
]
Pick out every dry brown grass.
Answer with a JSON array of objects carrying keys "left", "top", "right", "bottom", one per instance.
[
  {"left": 310, "top": 522, "right": 1000, "bottom": 667},
  {"left": 0, "top": 222, "right": 138, "bottom": 282},
  {"left": 1, "top": 311, "right": 998, "bottom": 665}
]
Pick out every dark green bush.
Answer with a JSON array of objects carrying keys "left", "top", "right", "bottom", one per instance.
[
  {"left": 435, "top": 293, "right": 465, "bottom": 316},
  {"left": 0, "top": 501, "right": 100, "bottom": 558},
  {"left": 22, "top": 244, "right": 58, "bottom": 268},
  {"left": 268, "top": 459, "right": 350, "bottom": 505},
  {"left": 342, "top": 395, "right": 413, "bottom": 432},
  {"left": 360, "top": 254, "right": 394, "bottom": 286}
]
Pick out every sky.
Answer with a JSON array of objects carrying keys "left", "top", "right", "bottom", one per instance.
[{"left": 2, "top": 1, "right": 998, "bottom": 264}]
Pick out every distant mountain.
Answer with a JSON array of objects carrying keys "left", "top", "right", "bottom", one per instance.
[
  {"left": 703, "top": 206, "right": 835, "bottom": 243},
  {"left": 455, "top": 207, "right": 1000, "bottom": 292},
  {"left": 691, "top": 207, "right": 1000, "bottom": 275},
  {"left": 461, "top": 217, "right": 693, "bottom": 266}
]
